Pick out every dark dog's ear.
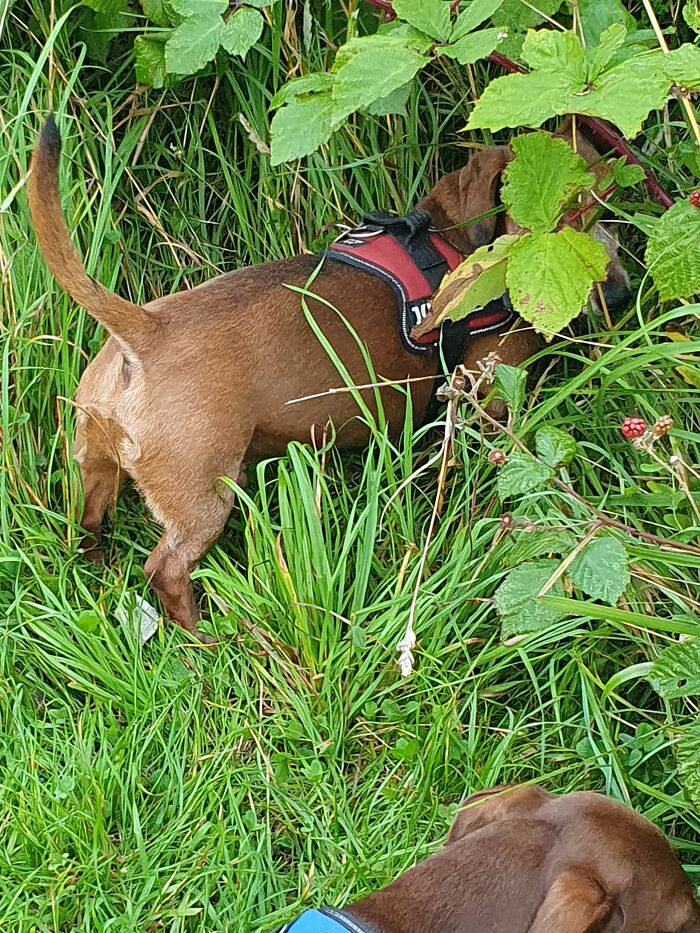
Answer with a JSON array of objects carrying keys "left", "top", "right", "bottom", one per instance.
[
  {"left": 527, "top": 871, "right": 624, "bottom": 933},
  {"left": 458, "top": 146, "right": 511, "bottom": 248},
  {"left": 447, "top": 784, "right": 549, "bottom": 845}
]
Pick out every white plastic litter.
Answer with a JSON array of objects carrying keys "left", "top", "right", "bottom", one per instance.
[{"left": 116, "top": 593, "right": 159, "bottom": 644}]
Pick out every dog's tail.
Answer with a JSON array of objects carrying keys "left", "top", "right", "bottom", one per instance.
[{"left": 28, "top": 115, "right": 159, "bottom": 357}]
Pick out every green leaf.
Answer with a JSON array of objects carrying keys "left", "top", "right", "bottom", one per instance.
[
  {"left": 645, "top": 200, "right": 700, "bottom": 301},
  {"left": 586, "top": 22, "right": 628, "bottom": 80},
  {"left": 80, "top": 10, "right": 122, "bottom": 61},
  {"left": 270, "top": 93, "right": 335, "bottom": 164},
  {"left": 494, "top": 362, "right": 526, "bottom": 414},
  {"left": 76, "top": 610, "right": 101, "bottom": 633},
  {"left": 468, "top": 70, "right": 578, "bottom": 130},
  {"left": 521, "top": 28, "right": 587, "bottom": 83},
  {"left": 492, "top": 0, "right": 564, "bottom": 30},
  {"left": 684, "top": 0, "right": 700, "bottom": 33},
  {"left": 140, "top": 0, "right": 171, "bottom": 26},
  {"left": 171, "top": 0, "right": 226, "bottom": 13},
  {"left": 440, "top": 27, "right": 504, "bottom": 64},
  {"left": 332, "top": 36, "right": 429, "bottom": 121},
  {"left": 535, "top": 426, "right": 578, "bottom": 468},
  {"left": 82, "top": 0, "right": 126, "bottom": 12},
  {"left": 501, "top": 529, "right": 577, "bottom": 566},
  {"left": 393, "top": 0, "right": 452, "bottom": 41},
  {"left": 577, "top": 52, "right": 670, "bottom": 138},
  {"left": 579, "top": 0, "right": 634, "bottom": 46},
  {"left": 506, "top": 228, "right": 610, "bottom": 336},
  {"left": 569, "top": 536, "right": 630, "bottom": 603},
  {"left": 134, "top": 36, "right": 168, "bottom": 88},
  {"left": 418, "top": 235, "right": 516, "bottom": 333},
  {"left": 648, "top": 638, "right": 700, "bottom": 699},
  {"left": 367, "top": 82, "right": 412, "bottom": 115},
  {"left": 497, "top": 451, "right": 553, "bottom": 498},
  {"left": 246, "top": 0, "right": 274, "bottom": 6},
  {"left": 270, "top": 73, "right": 334, "bottom": 109},
  {"left": 165, "top": 14, "right": 223, "bottom": 74},
  {"left": 453, "top": 0, "right": 506, "bottom": 38},
  {"left": 501, "top": 133, "right": 594, "bottom": 233},
  {"left": 664, "top": 43, "right": 700, "bottom": 89},
  {"left": 612, "top": 158, "right": 646, "bottom": 188},
  {"left": 494, "top": 559, "right": 567, "bottom": 639},
  {"left": 677, "top": 721, "right": 700, "bottom": 807},
  {"left": 221, "top": 7, "right": 264, "bottom": 58}
]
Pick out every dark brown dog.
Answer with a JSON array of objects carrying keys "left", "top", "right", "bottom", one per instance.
[
  {"left": 310, "top": 785, "right": 700, "bottom": 933},
  {"left": 28, "top": 117, "right": 627, "bottom": 642}
]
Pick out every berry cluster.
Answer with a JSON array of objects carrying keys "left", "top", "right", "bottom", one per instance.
[
  {"left": 691, "top": 190, "right": 700, "bottom": 209},
  {"left": 621, "top": 417, "right": 647, "bottom": 440}
]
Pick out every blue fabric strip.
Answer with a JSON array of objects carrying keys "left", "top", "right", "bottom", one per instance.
[{"left": 283, "top": 907, "right": 367, "bottom": 933}]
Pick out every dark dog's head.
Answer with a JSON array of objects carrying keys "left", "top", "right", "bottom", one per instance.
[
  {"left": 445, "top": 784, "right": 700, "bottom": 932},
  {"left": 420, "top": 123, "right": 631, "bottom": 317}
]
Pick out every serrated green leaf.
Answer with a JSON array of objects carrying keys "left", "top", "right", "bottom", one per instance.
[
  {"left": 440, "top": 27, "right": 504, "bottom": 64},
  {"left": 492, "top": 0, "right": 563, "bottom": 30},
  {"left": 677, "top": 720, "right": 700, "bottom": 807},
  {"left": 270, "top": 73, "right": 334, "bottom": 109},
  {"left": 569, "top": 536, "right": 629, "bottom": 603},
  {"left": 578, "top": 0, "right": 635, "bottom": 46},
  {"left": 494, "top": 559, "right": 567, "bottom": 638},
  {"left": 506, "top": 228, "right": 609, "bottom": 336},
  {"left": 270, "top": 93, "right": 335, "bottom": 164},
  {"left": 134, "top": 36, "right": 168, "bottom": 88},
  {"left": 586, "top": 22, "right": 627, "bottom": 80},
  {"left": 332, "top": 36, "right": 428, "bottom": 121},
  {"left": 535, "top": 426, "right": 578, "bottom": 468},
  {"left": 646, "top": 200, "right": 700, "bottom": 302},
  {"left": 468, "top": 70, "right": 577, "bottom": 130},
  {"left": 501, "top": 529, "right": 577, "bottom": 566},
  {"left": 612, "top": 158, "right": 646, "bottom": 187},
  {"left": 576, "top": 52, "right": 669, "bottom": 138},
  {"left": 664, "top": 43, "right": 700, "bottom": 89},
  {"left": 522, "top": 29, "right": 587, "bottom": 84},
  {"left": 453, "top": 0, "right": 506, "bottom": 38},
  {"left": 393, "top": 0, "right": 452, "bottom": 41},
  {"left": 648, "top": 638, "right": 700, "bottom": 699},
  {"left": 494, "top": 362, "right": 526, "bottom": 414},
  {"left": 221, "top": 7, "right": 263, "bottom": 58},
  {"left": 165, "top": 14, "right": 223, "bottom": 74},
  {"left": 497, "top": 452, "right": 553, "bottom": 498},
  {"left": 417, "top": 236, "right": 516, "bottom": 334},
  {"left": 502, "top": 133, "right": 594, "bottom": 233},
  {"left": 171, "top": 0, "right": 226, "bottom": 14},
  {"left": 140, "top": 0, "right": 171, "bottom": 26},
  {"left": 367, "top": 82, "right": 412, "bottom": 115}
]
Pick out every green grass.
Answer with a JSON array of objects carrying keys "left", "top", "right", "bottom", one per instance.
[{"left": 1, "top": 1, "right": 700, "bottom": 930}]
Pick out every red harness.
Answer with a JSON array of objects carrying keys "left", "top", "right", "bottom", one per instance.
[{"left": 325, "top": 209, "right": 514, "bottom": 355}]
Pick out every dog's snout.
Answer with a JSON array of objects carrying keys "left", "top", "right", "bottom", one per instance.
[{"left": 602, "top": 276, "right": 631, "bottom": 313}]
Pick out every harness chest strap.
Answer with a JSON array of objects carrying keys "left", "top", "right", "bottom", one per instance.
[
  {"left": 324, "top": 209, "right": 515, "bottom": 358},
  {"left": 280, "top": 906, "right": 373, "bottom": 933}
]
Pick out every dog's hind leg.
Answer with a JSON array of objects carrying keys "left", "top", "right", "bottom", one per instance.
[
  {"left": 141, "top": 460, "right": 247, "bottom": 644},
  {"left": 74, "top": 411, "right": 124, "bottom": 563}
]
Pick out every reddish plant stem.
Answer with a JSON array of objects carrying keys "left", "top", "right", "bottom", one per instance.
[{"left": 363, "top": 0, "right": 396, "bottom": 19}]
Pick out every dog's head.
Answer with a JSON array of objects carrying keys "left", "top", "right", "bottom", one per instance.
[
  {"left": 421, "top": 122, "right": 631, "bottom": 316},
  {"left": 447, "top": 784, "right": 700, "bottom": 932}
]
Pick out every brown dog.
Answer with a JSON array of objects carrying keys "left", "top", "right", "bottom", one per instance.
[
  {"left": 286, "top": 785, "right": 700, "bottom": 933},
  {"left": 28, "top": 117, "right": 628, "bottom": 641}
]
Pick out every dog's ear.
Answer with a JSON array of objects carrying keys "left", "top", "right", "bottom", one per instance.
[
  {"left": 527, "top": 871, "right": 624, "bottom": 933},
  {"left": 458, "top": 146, "right": 511, "bottom": 248},
  {"left": 448, "top": 784, "right": 549, "bottom": 845}
]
